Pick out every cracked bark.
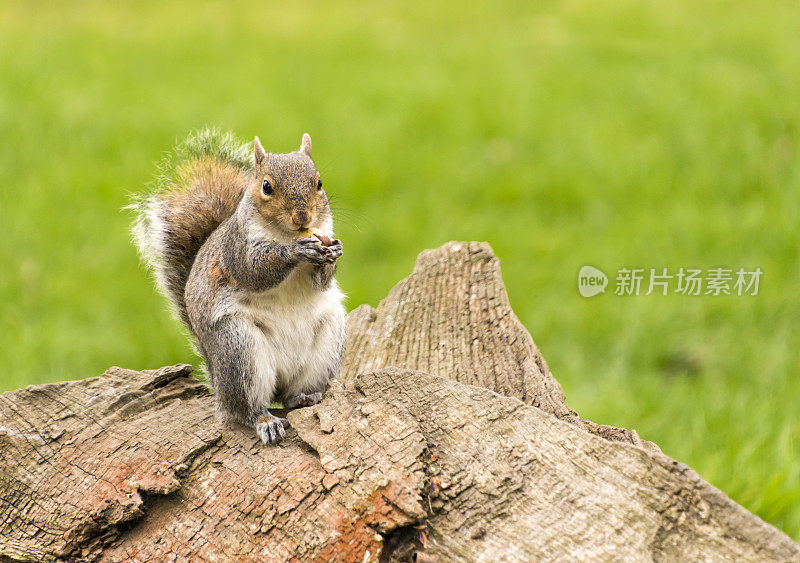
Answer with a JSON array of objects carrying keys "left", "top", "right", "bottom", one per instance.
[
  {"left": 343, "top": 242, "right": 658, "bottom": 451},
  {"left": 1, "top": 242, "right": 797, "bottom": 561}
]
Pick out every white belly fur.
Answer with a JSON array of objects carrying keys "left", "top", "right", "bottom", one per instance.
[{"left": 230, "top": 263, "right": 346, "bottom": 406}]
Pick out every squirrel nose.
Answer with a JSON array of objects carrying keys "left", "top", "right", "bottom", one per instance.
[{"left": 292, "top": 210, "right": 310, "bottom": 228}]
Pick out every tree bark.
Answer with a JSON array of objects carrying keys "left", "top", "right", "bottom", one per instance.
[
  {"left": 1, "top": 242, "right": 796, "bottom": 562},
  {"left": 343, "top": 242, "right": 658, "bottom": 452}
]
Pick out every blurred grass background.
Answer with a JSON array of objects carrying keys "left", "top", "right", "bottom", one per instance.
[{"left": 1, "top": 0, "right": 798, "bottom": 539}]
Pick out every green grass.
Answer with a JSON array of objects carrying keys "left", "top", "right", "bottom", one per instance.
[{"left": 1, "top": 0, "right": 798, "bottom": 540}]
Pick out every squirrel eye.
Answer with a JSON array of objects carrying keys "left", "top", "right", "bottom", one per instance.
[
  {"left": 262, "top": 178, "right": 273, "bottom": 196},
  {"left": 317, "top": 179, "right": 323, "bottom": 191}
]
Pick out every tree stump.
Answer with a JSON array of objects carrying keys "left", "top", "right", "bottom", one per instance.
[{"left": 1, "top": 242, "right": 797, "bottom": 561}]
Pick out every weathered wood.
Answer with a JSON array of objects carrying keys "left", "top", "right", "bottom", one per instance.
[
  {"left": 344, "top": 241, "right": 658, "bottom": 452},
  {"left": 0, "top": 365, "right": 424, "bottom": 562},
  {"left": 0, "top": 242, "right": 796, "bottom": 561}
]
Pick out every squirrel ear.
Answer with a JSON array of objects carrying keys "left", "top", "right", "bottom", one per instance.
[
  {"left": 254, "top": 136, "right": 266, "bottom": 166},
  {"left": 299, "top": 133, "right": 312, "bottom": 156}
]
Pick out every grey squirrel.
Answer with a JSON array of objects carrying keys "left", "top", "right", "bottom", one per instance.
[{"left": 131, "top": 129, "right": 346, "bottom": 444}]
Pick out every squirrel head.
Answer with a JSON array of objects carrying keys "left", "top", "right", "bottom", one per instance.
[{"left": 250, "top": 134, "right": 330, "bottom": 234}]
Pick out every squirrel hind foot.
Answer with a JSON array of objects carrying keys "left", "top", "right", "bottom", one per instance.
[
  {"left": 283, "top": 392, "right": 323, "bottom": 409},
  {"left": 256, "top": 414, "right": 290, "bottom": 444}
]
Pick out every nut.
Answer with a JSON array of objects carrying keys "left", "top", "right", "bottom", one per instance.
[
  {"left": 314, "top": 233, "right": 333, "bottom": 246},
  {"left": 294, "top": 228, "right": 314, "bottom": 240},
  {"left": 292, "top": 230, "right": 334, "bottom": 246}
]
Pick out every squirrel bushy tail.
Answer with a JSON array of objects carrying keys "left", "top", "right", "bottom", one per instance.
[{"left": 130, "top": 129, "right": 252, "bottom": 326}]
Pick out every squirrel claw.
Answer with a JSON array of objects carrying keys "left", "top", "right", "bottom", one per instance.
[
  {"left": 256, "top": 414, "right": 289, "bottom": 444},
  {"left": 293, "top": 237, "right": 343, "bottom": 264},
  {"left": 321, "top": 242, "right": 342, "bottom": 263}
]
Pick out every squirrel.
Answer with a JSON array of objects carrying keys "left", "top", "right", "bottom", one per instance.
[{"left": 131, "top": 129, "right": 346, "bottom": 444}]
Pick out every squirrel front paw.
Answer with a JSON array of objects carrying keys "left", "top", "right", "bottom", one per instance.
[
  {"left": 255, "top": 413, "right": 290, "bottom": 444},
  {"left": 294, "top": 238, "right": 343, "bottom": 264}
]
